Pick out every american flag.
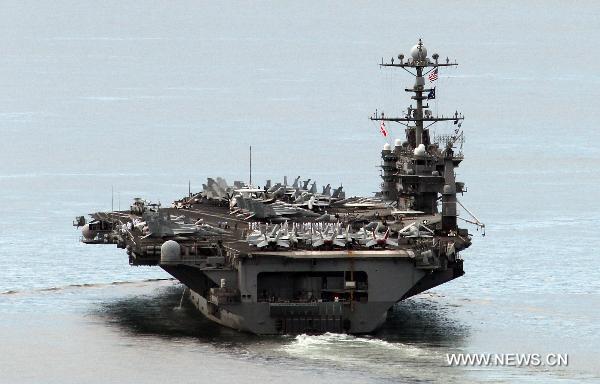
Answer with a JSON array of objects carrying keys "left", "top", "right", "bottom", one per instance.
[
  {"left": 428, "top": 68, "right": 438, "bottom": 82},
  {"left": 380, "top": 121, "right": 388, "bottom": 137}
]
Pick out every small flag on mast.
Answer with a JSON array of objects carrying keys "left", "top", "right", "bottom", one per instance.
[
  {"left": 380, "top": 121, "right": 388, "bottom": 137},
  {"left": 427, "top": 87, "right": 436, "bottom": 100},
  {"left": 428, "top": 68, "right": 438, "bottom": 82}
]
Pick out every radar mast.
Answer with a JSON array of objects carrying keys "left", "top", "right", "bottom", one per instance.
[
  {"left": 372, "top": 39, "right": 466, "bottom": 234},
  {"left": 370, "top": 39, "right": 463, "bottom": 148}
]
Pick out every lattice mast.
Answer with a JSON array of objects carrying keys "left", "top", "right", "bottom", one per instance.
[
  {"left": 371, "top": 39, "right": 462, "bottom": 147},
  {"left": 371, "top": 39, "right": 465, "bottom": 233}
]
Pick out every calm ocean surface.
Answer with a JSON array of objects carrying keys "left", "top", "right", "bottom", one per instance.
[{"left": 1, "top": 1, "right": 599, "bottom": 383}]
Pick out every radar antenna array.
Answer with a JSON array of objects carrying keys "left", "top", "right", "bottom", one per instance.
[{"left": 370, "top": 39, "right": 464, "bottom": 147}]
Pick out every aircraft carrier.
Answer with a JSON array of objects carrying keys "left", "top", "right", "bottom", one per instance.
[{"left": 74, "top": 40, "right": 484, "bottom": 334}]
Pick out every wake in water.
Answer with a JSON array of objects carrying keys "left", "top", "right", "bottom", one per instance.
[
  {"left": 279, "top": 331, "right": 453, "bottom": 381},
  {"left": 0, "top": 278, "right": 175, "bottom": 296},
  {"left": 274, "top": 296, "right": 470, "bottom": 381},
  {"left": 285, "top": 332, "right": 425, "bottom": 356}
]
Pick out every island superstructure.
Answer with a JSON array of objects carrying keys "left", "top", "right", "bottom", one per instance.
[{"left": 74, "top": 40, "right": 483, "bottom": 334}]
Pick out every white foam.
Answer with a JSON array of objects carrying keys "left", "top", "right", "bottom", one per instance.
[{"left": 282, "top": 332, "right": 425, "bottom": 358}]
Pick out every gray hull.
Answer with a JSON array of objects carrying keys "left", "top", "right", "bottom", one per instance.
[
  {"left": 163, "top": 254, "right": 463, "bottom": 335},
  {"left": 188, "top": 289, "right": 390, "bottom": 334}
]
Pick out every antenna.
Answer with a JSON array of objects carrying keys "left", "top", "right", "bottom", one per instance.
[
  {"left": 111, "top": 185, "right": 114, "bottom": 212},
  {"left": 370, "top": 39, "right": 462, "bottom": 148},
  {"left": 249, "top": 145, "right": 252, "bottom": 186},
  {"left": 188, "top": 180, "right": 191, "bottom": 197}
]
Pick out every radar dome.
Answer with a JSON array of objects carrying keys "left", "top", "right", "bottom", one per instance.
[
  {"left": 413, "top": 143, "right": 427, "bottom": 156},
  {"left": 161, "top": 240, "right": 181, "bottom": 262},
  {"left": 383, "top": 143, "right": 391, "bottom": 151},
  {"left": 81, "top": 224, "right": 97, "bottom": 240},
  {"left": 394, "top": 138, "right": 402, "bottom": 147},
  {"left": 410, "top": 43, "right": 427, "bottom": 60}
]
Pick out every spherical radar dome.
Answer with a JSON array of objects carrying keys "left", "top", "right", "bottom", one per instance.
[
  {"left": 410, "top": 43, "right": 427, "bottom": 61},
  {"left": 81, "top": 224, "right": 97, "bottom": 240},
  {"left": 161, "top": 240, "right": 181, "bottom": 262},
  {"left": 413, "top": 143, "right": 427, "bottom": 156}
]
